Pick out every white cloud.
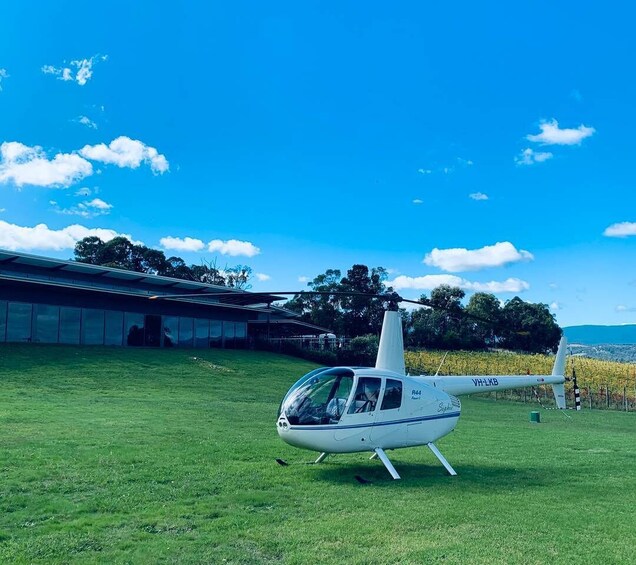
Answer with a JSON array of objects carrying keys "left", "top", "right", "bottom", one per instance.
[
  {"left": 526, "top": 119, "right": 595, "bottom": 146},
  {"left": 417, "top": 168, "right": 432, "bottom": 174},
  {"left": 77, "top": 116, "right": 97, "bottom": 129},
  {"left": 603, "top": 222, "right": 636, "bottom": 238},
  {"left": 298, "top": 276, "right": 309, "bottom": 283},
  {"left": 469, "top": 192, "right": 488, "bottom": 201},
  {"left": 0, "top": 208, "right": 5, "bottom": 213},
  {"left": 256, "top": 273, "right": 271, "bottom": 281},
  {"left": 457, "top": 157, "right": 474, "bottom": 166},
  {"left": 86, "top": 198, "right": 111, "bottom": 211},
  {"left": 75, "top": 187, "right": 92, "bottom": 196},
  {"left": 41, "top": 54, "right": 107, "bottom": 86},
  {"left": 390, "top": 274, "right": 529, "bottom": 293},
  {"left": 0, "top": 221, "right": 137, "bottom": 251},
  {"left": 0, "top": 141, "right": 92, "bottom": 188},
  {"left": 550, "top": 302, "right": 561, "bottom": 311},
  {"left": 423, "top": 241, "right": 534, "bottom": 273},
  {"left": 51, "top": 198, "right": 113, "bottom": 218},
  {"left": 207, "top": 239, "right": 260, "bottom": 257},
  {"left": 615, "top": 304, "right": 636, "bottom": 313},
  {"left": 160, "top": 236, "right": 205, "bottom": 252},
  {"left": 79, "top": 136, "right": 169, "bottom": 174},
  {"left": 515, "top": 148, "right": 554, "bottom": 166},
  {"left": 412, "top": 199, "right": 423, "bottom": 205},
  {"left": 0, "top": 68, "right": 8, "bottom": 91}
]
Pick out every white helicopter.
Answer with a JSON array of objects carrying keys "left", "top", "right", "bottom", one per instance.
[
  {"left": 276, "top": 307, "right": 567, "bottom": 480},
  {"left": 150, "top": 289, "right": 567, "bottom": 480}
]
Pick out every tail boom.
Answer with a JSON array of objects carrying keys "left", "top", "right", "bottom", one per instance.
[{"left": 417, "top": 374, "right": 566, "bottom": 397}]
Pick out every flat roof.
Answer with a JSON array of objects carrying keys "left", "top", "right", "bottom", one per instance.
[{"left": 0, "top": 248, "right": 288, "bottom": 307}]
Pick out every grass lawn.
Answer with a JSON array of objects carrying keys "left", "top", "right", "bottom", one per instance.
[{"left": 1, "top": 344, "right": 635, "bottom": 564}]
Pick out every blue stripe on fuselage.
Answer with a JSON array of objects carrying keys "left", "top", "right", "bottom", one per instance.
[{"left": 288, "top": 411, "right": 460, "bottom": 431}]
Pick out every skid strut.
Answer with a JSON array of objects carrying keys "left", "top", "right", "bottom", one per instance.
[
  {"left": 374, "top": 448, "right": 401, "bottom": 480},
  {"left": 427, "top": 442, "right": 457, "bottom": 476}
]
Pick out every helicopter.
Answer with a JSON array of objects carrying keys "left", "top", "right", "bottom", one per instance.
[
  {"left": 276, "top": 308, "right": 567, "bottom": 480},
  {"left": 150, "top": 289, "right": 567, "bottom": 480}
]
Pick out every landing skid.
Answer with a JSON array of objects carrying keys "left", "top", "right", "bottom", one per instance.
[
  {"left": 427, "top": 442, "right": 457, "bottom": 476},
  {"left": 314, "top": 452, "right": 329, "bottom": 464},
  {"left": 374, "top": 448, "right": 401, "bottom": 480},
  {"left": 371, "top": 444, "right": 457, "bottom": 480}
]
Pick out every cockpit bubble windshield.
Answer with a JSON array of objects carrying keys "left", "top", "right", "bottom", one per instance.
[{"left": 281, "top": 369, "right": 354, "bottom": 426}]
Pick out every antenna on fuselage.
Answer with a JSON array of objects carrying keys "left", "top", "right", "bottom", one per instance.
[{"left": 434, "top": 352, "right": 449, "bottom": 377}]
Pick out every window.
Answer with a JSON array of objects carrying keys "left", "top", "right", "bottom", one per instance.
[
  {"left": 59, "top": 307, "right": 81, "bottom": 344},
  {"left": 381, "top": 379, "right": 403, "bottom": 410},
  {"left": 7, "top": 302, "right": 32, "bottom": 342},
  {"left": 234, "top": 322, "right": 247, "bottom": 349},
  {"left": 281, "top": 370, "right": 354, "bottom": 425},
  {"left": 34, "top": 304, "right": 59, "bottom": 343},
  {"left": 0, "top": 300, "right": 7, "bottom": 342},
  {"left": 178, "top": 317, "right": 193, "bottom": 347},
  {"left": 104, "top": 311, "right": 124, "bottom": 346},
  {"left": 163, "top": 316, "right": 178, "bottom": 347},
  {"left": 195, "top": 319, "right": 209, "bottom": 348},
  {"left": 144, "top": 315, "right": 162, "bottom": 347},
  {"left": 82, "top": 308, "right": 105, "bottom": 345},
  {"left": 223, "top": 321, "right": 235, "bottom": 349},
  {"left": 209, "top": 321, "right": 222, "bottom": 348},
  {"left": 125, "top": 312, "right": 145, "bottom": 346},
  {"left": 348, "top": 377, "right": 382, "bottom": 414}
]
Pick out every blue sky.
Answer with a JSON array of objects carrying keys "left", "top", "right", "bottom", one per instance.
[{"left": 1, "top": 1, "right": 635, "bottom": 327}]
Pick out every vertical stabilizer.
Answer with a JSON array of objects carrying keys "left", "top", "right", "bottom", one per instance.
[
  {"left": 551, "top": 336, "right": 568, "bottom": 409},
  {"left": 375, "top": 310, "right": 405, "bottom": 375}
]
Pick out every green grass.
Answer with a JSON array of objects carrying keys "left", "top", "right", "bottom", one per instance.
[{"left": 1, "top": 344, "right": 635, "bottom": 564}]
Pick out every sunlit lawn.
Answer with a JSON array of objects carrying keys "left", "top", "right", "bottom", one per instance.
[{"left": 1, "top": 344, "right": 635, "bottom": 564}]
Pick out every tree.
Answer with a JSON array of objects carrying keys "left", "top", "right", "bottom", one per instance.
[
  {"left": 465, "top": 292, "right": 502, "bottom": 348},
  {"left": 340, "top": 265, "right": 391, "bottom": 336},
  {"left": 500, "top": 297, "right": 562, "bottom": 353},
  {"left": 72, "top": 236, "right": 253, "bottom": 287},
  {"left": 74, "top": 236, "right": 105, "bottom": 265},
  {"left": 285, "top": 269, "right": 344, "bottom": 334}
]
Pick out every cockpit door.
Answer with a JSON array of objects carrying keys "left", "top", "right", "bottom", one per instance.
[{"left": 334, "top": 376, "right": 381, "bottom": 443}]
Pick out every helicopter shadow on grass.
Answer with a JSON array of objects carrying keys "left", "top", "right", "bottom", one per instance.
[{"left": 308, "top": 458, "right": 556, "bottom": 491}]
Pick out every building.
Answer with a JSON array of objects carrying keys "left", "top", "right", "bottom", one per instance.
[{"left": 0, "top": 249, "right": 328, "bottom": 348}]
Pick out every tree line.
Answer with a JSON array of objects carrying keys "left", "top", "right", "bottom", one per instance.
[
  {"left": 284, "top": 264, "right": 562, "bottom": 354},
  {"left": 72, "top": 241, "right": 561, "bottom": 353},
  {"left": 73, "top": 236, "right": 252, "bottom": 288}
]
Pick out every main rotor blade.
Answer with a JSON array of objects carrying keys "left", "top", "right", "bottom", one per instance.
[{"left": 149, "top": 290, "right": 420, "bottom": 302}]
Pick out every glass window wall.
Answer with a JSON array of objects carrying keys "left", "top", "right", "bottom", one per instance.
[
  {"left": 82, "top": 308, "right": 105, "bottom": 345},
  {"left": 195, "top": 319, "right": 209, "bottom": 348},
  {"left": 59, "top": 307, "right": 81, "bottom": 344},
  {"left": 163, "top": 316, "right": 178, "bottom": 347},
  {"left": 105, "top": 311, "right": 124, "bottom": 346},
  {"left": 235, "top": 322, "right": 247, "bottom": 349},
  {"left": 178, "top": 317, "right": 193, "bottom": 347},
  {"left": 7, "top": 302, "right": 32, "bottom": 342},
  {"left": 125, "top": 312, "right": 145, "bottom": 346},
  {"left": 0, "top": 300, "right": 6, "bottom": 342},
  {"left": 209, "top": 320, "right": 222, "bottom": 348},
  {"left": 223, "top": 321, "right": 236, "bottom": 349},
  {"left": 0, "top": 299, "right": 247, "bottom": 350},
  {"left": 34, "top": 304, "right": 60, "bottom": 343}
]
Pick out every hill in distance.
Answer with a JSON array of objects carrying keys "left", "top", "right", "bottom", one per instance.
[
  {"left": 563, "top": 324, "right": 636, "bottom": 345},
  {"left": 563, "top": 324, "right": 636, "bottom": 363}
]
